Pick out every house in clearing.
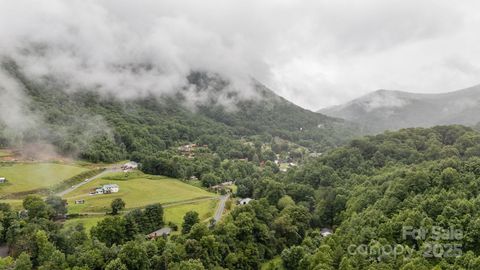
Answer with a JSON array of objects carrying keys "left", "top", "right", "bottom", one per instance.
[
  {"left": 102, "top": 184, "right": 119, "bottom": 193},
  {"left": 94, "top": 184, "right": 120, "bottom": 195},
  {"left": 209, "top": 181, "right": 235, "bottom": 193},
  {"left": 147, "top": 227, "right": 172, "bottom": 239},
  {"left": 239, "top": 198, "right": 253, "bottom": 205},
  {"left": 321, "top": 228, "right": 333, "bottom": 237},
  {"left": 0, "top": 177, "right": 5, "bottom": 184},
  {"left": 121, "top": 161, "right": 138, "bottom": 172},
  {"left": 75, "top": 199, "right": 85, "bottom": 204}
]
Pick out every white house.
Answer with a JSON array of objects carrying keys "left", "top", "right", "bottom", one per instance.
[
  {"left": 102, "top": 184, "right": 119, "bottom": 193},
  {"left": 0, "top": 177, "right": 5, "bottom": 184},
  {"left": 93, "top": 184, "right": 120, "bottom": 195},
  {"left": 239, "top": 198, "right": 253, "bottom": 205}
]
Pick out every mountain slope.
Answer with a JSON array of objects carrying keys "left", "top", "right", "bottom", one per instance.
[
  {"left": 319, "top": 84, "right": 480, "bottom": 133},
  {"left": 0, "top": 61, "right": 358, "bottom": 162}
]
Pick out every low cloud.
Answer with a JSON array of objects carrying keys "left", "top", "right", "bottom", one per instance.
[
  {"left": 0, "top": 69, "right": 40, "bottom": 139},
  {"left": 1, "top": 0, "right": 479, "bottom": 114}
]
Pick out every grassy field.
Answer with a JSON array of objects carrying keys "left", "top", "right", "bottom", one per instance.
[
  {"left": 65, "top": 174, "right": 217, "bottom": 214},
  {"left": 164, "top": 199, "right": 217, "bottom": 225},
  {"left": 0, "top": 199, "right": 23, "bottom": 209},
  {"left": 0, "top": 150, "right": 11, "bottom": 157},
  {"left": 0, "top": 163, "right": 89, "bottom": 196},
  {"left": 65, "top": 199, "right": 217, "bottom": 232}
]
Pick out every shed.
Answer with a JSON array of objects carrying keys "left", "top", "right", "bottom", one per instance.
[{"left": 321, "top": 228, "right": 333, "bottom": 237}]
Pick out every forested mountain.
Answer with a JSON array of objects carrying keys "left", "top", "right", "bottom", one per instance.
[
  {"left": 3, "top": 125, "right": 480, "bottom": 269},
  {"left": 0, "top": 61, "right": 357, "bottom": 163},
  {"left": 319, "top": 84, "right": 480, "bottom": 133}
]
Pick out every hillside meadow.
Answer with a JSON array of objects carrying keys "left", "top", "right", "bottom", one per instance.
[
  {"left": 0, "top": 163, "right": 88, "bottom": 197},
  {"left": 64, "top": 173, "right": 217, "bottom": 214},
  {"left": 65, "top": 199, "right": 217, "bottom": 232}
]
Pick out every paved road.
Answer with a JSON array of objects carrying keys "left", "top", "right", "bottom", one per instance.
[
  {"left": 56, "top": 168, "right": 121, "bottom": 197},
  {"left": 213, "top": 194, "right": 230, "bottom": 223}
]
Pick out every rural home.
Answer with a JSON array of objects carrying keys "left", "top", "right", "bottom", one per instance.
[
  {"left": 102, "top": 184, "right": 119, "bottom": 193},
  {"left": 210, "top": 181, "right": 235, "bottom": 193},
  {"left": 75, "top": 200, "right": 85, "bottom": 204},
  {"left": 94, "top": 184, "right": 120, "bottom": 195},
  {"left": 147, "top": 227, "right": 172, "bottom": 239},
  {"left": 0, "top": 177, "right": 5, "bottom": 184},
  {"left": 239, "top": 198, "right": 253, "bottom": 205},
  {"left": 122, "top": 161, "right": 138, "bottom": 171},
  {"left": 321, "top": 228, "right": 333, "bottom": 237},
  {"left": 178, "top": 143, "right": 197, "bottom": 153}
]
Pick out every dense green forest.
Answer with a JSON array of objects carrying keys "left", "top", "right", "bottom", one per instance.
[
  {"left": 2, "top": 125, "right": 480, "bottom": 269},
  {"left": 0, "top": 62, "right": 357, "bottom": 165}
]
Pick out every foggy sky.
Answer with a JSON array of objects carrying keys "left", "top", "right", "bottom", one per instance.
[{"left": 1, "top": 0, "right": 480, "bottom": 111}]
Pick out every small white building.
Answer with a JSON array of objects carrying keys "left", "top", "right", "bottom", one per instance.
[
  {"left": 0, "top": 177, "right": 5, "bottom": 184},
  {"left": 321, "top": 228, "right": 333, "bottom": 237},
  {"left": 93, "top": 184, "right": 120, "bottom": 195},
  {"left": 239, "top": 198, "right": 253, "bottom": 205},
  {"left": 102, "top": 184, "right": 119, "bottom": 193}
]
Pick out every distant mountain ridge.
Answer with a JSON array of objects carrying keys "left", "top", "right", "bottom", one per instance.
[
  {"left": 318, "top": 84, "right": 480, "bottom": 133},
  {"left": 0, "top": 60, "right": 358, "bottom": 162}
]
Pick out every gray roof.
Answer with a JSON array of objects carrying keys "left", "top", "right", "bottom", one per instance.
[{"left": 147, "top": 227, "right": 172, "bottom": 238}]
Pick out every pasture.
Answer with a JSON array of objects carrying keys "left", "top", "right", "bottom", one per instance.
[
  {"left": 164, "top": 199, "right": 217, "bottom": 225},
  {"left": 64, "top": 173, "right": 217, "bottom": 214},
  {"left": 65, "top": 199, "right": 217, "bottom": 232},
  {"left": 0, "top": 163, "right": 89, "bottom": 196}
]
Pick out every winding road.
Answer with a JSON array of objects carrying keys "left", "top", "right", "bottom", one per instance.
[
  {"left": 213, "top": 194, "right": 230, "bottom": 223},
  {"left": 56, "top": 167, "right": 121, "bottom": 197}
]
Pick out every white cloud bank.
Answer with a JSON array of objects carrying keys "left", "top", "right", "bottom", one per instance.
[{"left": 0, "top": 0, "right": 479, "bottom": 111}]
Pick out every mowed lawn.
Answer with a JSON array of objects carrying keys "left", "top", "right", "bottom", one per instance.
[
  {"left": 164, "top": 199, "right": 217, "bottom": 225},
  {"left": 65, "top": 175, "right": 217, "bottom": 214},
  {"left": 0, "top": 163, "right": 88, "bottom": 195},
  {"left": 64, "top": 216, "right": 106, "bottom": 233},
  {"left": 65, "top": 199, "right": 217, "bottom": 232}
]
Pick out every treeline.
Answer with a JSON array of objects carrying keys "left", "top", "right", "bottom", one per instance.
[{"left": 138, "top": 144, "right": 280, "bottom": 187}]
